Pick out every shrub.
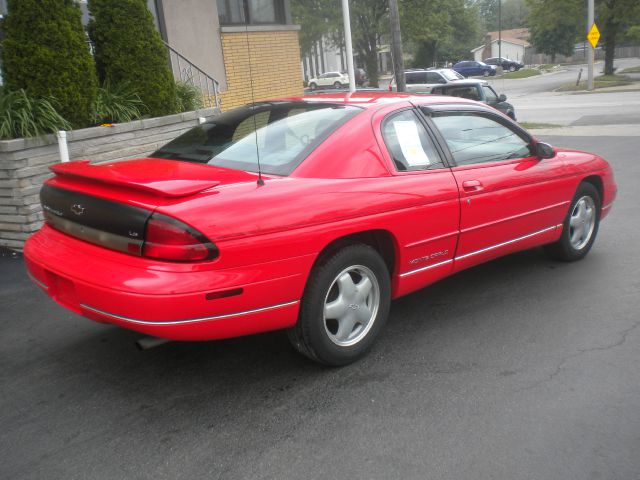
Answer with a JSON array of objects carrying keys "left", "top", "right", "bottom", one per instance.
[
  {"left": 93, "top": 83, "right": 145, "bottom": 124},
  {"left": 1, "top": 0, "right": 97, "bottom": 128},
  {"left": 0, "top": 89, "right": 71, "bottom": 140},
  {"left": 175, "top": 82, "right": 204, "bottom": 112},
  {"left": 88, "top": 0, "right": 177, "bottom": 117}
]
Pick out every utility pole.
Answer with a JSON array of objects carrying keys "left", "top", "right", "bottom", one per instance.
[
  {"left": 587, "top": 0, "right": 594, "bottom": 91},
  {"left": 498, "top": 0, "right": 502, "bottom": 62},
  {"left": 341, "top": 0, "right": 356, "bottom": 93},
  {"left": 388, "top": 0, "right": 405, "bottom": 92}
]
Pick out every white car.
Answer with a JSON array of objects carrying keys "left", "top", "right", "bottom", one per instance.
[
  {"left": 308, "top": 71, "right": 350, "bottom": 90},
  {"left": 389, "top": 68, "right": 464, "bottom": 93}
]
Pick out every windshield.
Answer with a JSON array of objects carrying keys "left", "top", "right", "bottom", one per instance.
[
  {"left": 442, "top": 69, "right": 464, "bottom": 81},
  {"left": 151, "top": 102, "right": 362, "bottom": 176}
]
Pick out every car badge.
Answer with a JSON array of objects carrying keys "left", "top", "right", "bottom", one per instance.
[{"left": 71, "top": 204, "right": 85, "bottom": 216}]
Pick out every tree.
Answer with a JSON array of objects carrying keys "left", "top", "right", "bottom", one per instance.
[
  {"left": 2, "top": 0, "right": 97, "bottom": 128},
  {"left": 401, "top": 0, "right": 479, "bottom": 66},
  {"left": 598, "top": 0, "right": 640, "bottom": 74},
  {"left": 526, "top": 0, "right": 582, "bottom": 62},
  {"left": 474, "top": 0, "right": 528, "bottom": 32},
  {"left": 350, "top": 0, "right": 388, "bottom": 87},
  {"left": 88, "top": 0, "right": 177, "bottom": 117}
]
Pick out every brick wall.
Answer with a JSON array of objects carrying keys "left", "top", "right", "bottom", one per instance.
[
  {"left": 0, "top": 108, "right": 219, "bottom": 250},
  {"left": 219, "top": 29, "right": 304, "bottom": 111}
]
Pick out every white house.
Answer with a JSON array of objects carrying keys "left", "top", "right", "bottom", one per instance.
[{"left": 471, "top": 28, "right": 530, "bottom": 63}]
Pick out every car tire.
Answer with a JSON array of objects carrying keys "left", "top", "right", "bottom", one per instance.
[
  {"left": 309, "top": 82, "right": 317, "bottom": 90},
  {"left": 287, "top": 244, "right": 391, "bottom": 366},
  {"left": 509, "top": 65, "right": 516, "bottom": 72},
  {"left": 483, "top": 71, "right": 490, "bottom": 77},
  {"left": 333, "top": 81, "right": 342, "bottom": 88},
  {"left": 544, "top": 182, "right": 601, "bottom": 262}
]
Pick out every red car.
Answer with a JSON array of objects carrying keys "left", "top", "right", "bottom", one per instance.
[{"left": 24, "top": 93, "right": 616, "bottom": 366}]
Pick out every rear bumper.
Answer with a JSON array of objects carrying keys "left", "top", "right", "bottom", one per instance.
[{"left": 24, "top": 226, "right": 309, "bottom": 340}]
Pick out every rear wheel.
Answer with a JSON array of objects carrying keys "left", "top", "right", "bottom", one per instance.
[
  {"left": 544, "top": 182, "right": 601, "bottom": 261},
  {"left": 333, "top": 81, "right": 342, "bottom": 88},
  {"left": 287, "top": 244, "right": 391, "bottom": 366},
  {"left": 483, "top": 70, "right": 490, "bottom": 77}
]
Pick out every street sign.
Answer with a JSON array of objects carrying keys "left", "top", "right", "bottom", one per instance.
[{"left": 587, "top": 23, "right": 600, "bottom": 49}]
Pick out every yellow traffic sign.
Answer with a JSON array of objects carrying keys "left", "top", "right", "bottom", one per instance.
[{"left": 587, "top": 23, "right": 600, "bottom": 49}]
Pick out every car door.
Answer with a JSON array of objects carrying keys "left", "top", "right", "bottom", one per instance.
[
  {"left": 373, "top": 106, "right": 460, "bottom": 297},
  {"left": 420, "top": 107, "right": 573, "bottom": 271}
]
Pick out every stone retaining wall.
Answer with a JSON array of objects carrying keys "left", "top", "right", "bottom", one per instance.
[{"left": 0, "top": 108, "right": 219, "bottom": 250}]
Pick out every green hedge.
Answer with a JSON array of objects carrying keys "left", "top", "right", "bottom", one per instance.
[
  {"left": 88, "top": 0, "right": 177, "bottom": 117},
  {"left": 2, "top": 0, "right": 98, "bottom": 128}
]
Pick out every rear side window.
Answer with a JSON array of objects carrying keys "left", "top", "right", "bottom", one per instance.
[
  {"left": 382, "top": 110, "right": 444, "bottom": 172},
  {"left": 406, "top": 71, "right": 427, "bottom": 84},
  {"left": 151, "top": 102, "right": 362, "bottom": 176}
]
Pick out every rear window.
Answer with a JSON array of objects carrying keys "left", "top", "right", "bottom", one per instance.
[{"left": 151, "top": 102, "right": 362, "bottom": 176}]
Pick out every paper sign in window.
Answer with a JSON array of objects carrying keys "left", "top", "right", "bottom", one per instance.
[{"left": 393, "top": 121, "right": 430, "bottom": 166}]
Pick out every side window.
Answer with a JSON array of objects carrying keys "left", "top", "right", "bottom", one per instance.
[
  {"left": 483, "top": 85, "right": 499, "bottom": 103},
  {"left": 426, "top": 72, "right": 444, "bottom": 84},
  {"left": 382, "top": 110, "right": 444, "bottom": 172},
  {"left": 431, "top": 113, "right": 532, "bottom": 166},
  {"left": 407, "top": 72, "right": 428, "bottom": 84}
]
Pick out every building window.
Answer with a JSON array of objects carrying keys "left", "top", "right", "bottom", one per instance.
[{"left": 217, "top": 0, "right": 285, "bottom": 25}]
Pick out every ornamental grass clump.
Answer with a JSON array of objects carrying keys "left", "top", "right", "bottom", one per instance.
[
  {"left": 93, "top": 83, "right": 146, "bottom": 124},
  {"left": 0, "top": 89, "right": 71, "bottom": 140}
]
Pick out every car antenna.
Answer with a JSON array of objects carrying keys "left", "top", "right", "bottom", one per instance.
[{"left": 244, "top": 23, "right": 265, "bottom": 186}]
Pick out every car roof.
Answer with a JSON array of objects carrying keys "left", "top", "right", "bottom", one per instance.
[{"left": 279, "top": 91, "right": 480, "bottom": 109}]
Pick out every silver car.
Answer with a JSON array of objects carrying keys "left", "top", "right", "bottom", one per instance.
[{"left": 389, "top": 68, "right": 464, "bottom": 94}]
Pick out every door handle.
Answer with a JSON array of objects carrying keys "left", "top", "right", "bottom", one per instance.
[{"left": 462, "top": 180, "right": 483, "bottom": 192}]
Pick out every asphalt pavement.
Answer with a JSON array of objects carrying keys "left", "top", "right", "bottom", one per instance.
[{"left": 1, "top": 129, "right": 639, "bottom": 479}]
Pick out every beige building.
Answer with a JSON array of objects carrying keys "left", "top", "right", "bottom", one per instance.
[{"left": 150, "top": 0, "right": 304, "bottom": 111}]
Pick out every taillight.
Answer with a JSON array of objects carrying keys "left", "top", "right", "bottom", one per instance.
[
  {"left": 142, "top": 213, "right": 217, "bottom": 262},
  {"left": 388, "top": 84, "right": 392, "bottom": 91}
]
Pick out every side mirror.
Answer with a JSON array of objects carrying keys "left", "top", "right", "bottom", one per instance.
[
  {"left": 499, "top": 94, "right": 507, "bottom": 102},
  {"left": 535, "top": 142, "right": 555, "bottom": 159}
]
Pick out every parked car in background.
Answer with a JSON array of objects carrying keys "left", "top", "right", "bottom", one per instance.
[
  {"left": 452, "top": 61, "right": 497, "bottom": 77},
  {"left": 308, "top": 71, "right": 349, "bottom": 90},
  {"left": 389, "top": 68, "right": 464, "bottom": 93},
  {"left": 430, "top": 79, "right": 517, "bottom": 120},
  {"left": 25, "top": 92, "right": 616, "bottom": 366},
  {"left": 484, "top": 57, "right": 524, "bottom": 72}
]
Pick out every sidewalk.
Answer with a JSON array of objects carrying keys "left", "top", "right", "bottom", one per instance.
[{"left": 528, "top": 124, "right": 640, "bottom": 136}]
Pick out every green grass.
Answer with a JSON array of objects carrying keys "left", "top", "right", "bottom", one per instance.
[
  {"left": 556, "top": 73, "right": 635, "bottom": 91},
  {"left": 519, "top": 122, "right": 563, "bottom": 130},
  {"left": 619, "top": 66, "right": 640, "bottom": 74},
  {"left": 501, "top": 68, "right": 542, "bottom": 79}
]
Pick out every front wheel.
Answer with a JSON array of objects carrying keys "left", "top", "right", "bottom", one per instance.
[
  {"left": 544, "top": 182, "right": 601, "bottom": 261},
  {"left": 333, "top": 81, "right": 342, "bottom": 88},
  {"left": 309, "top": 82, "right": 317, "bottom": 90},
  {"left": 509, "top": 65, "right": 516, "bottom": 72},
  {"left": 287, "top": 244, "right": 391, "bottom": 366}
]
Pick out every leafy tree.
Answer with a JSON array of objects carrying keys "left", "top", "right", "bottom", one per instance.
[
  {"left": 88, "top": 0, "right": 177, "bottom": 117},
  {"left": 2, "top": 0, "right": 97, "bottom": 128},
  {"left": 598, "top": 0, "right": 640, "bottom": 74},
  {"left": 402, "top": 0, "right": 480, "bottom": 66},
  {"left": 527, "top": 0, "right": 640, "bottom": 73},
  {"left": 526, "top": 0, "right": 582, "bottom": 63},
  {"left": 351, "top": 0, "right": 388, "bottom": 87},
  {"left": 474, "top": 0, "right": 529, "bottom": 31}
]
